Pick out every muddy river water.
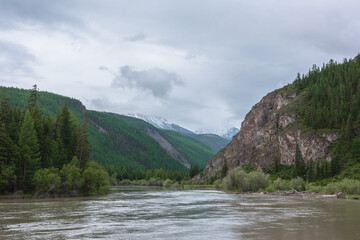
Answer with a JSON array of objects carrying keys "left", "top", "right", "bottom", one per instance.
[{"left": 0, "top": 186, "right": 359, "bottom": 239}]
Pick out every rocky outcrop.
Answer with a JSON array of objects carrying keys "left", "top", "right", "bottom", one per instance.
[{"left": 193, "top": 91, "right": 338, "bottom": 184}]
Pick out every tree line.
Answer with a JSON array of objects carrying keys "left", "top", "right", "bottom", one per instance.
[{"left": 0, "top": 85, "right": 109, "bottom": 196}]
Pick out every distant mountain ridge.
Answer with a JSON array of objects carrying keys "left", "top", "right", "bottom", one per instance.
[
  {"left": 127, "top": 113, "right": 231, "bottom": 151},
  {"left": 127, "top": 113, "right": 239, "bottom": 140},
  {"left": 127, "top": 113, "right": 194, "bottom": 135},
  {"left": 195, "top": 127, "right": 239, "bottom": 140}
]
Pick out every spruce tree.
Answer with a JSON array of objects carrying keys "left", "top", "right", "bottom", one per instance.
[
  {"left": 75, "top": 110, "right": 90, "bottom": 169},
  {"left": 58, "top": 102, "right": 76, "bottom": 165},
  {"left": 221, "top": 160, "right": 228, "bottom": 178},
  {"left": 0, "top": 124, "right": 19, "bottom": 165},
  {"left": 28, "top": 84, "right": 39, "bottom": 109},
  {"left": 293, "top": 144, "right": 306, "bottom": 178},
  {"left": 18, "top": 110, "right": 41, "bottom": 190}
]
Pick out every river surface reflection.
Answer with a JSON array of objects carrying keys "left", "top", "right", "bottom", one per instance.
[{"left": 0, "top": 186, "right": 359, "bottom": 239}]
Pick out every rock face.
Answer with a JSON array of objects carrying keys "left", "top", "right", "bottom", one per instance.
[{"left": 192, "top": 91, "right": 338, "bottom": 184}]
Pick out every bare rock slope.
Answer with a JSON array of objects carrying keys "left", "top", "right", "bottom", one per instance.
[{"left": 192, "top": 90, "right": 338, "bottom": 184}]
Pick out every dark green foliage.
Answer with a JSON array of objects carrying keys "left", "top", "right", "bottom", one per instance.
[
  {"left": 269, "top": 163, "right": 294, "bottom": 180},
  {"left": 159, "top": 130, "right": 214, "bottom": 168},
  {"left": 75, "top": 111, "right": 90, "bottom": 169},
  {"left": 87, "top": 111, "right": 187, "bottom": 171},
  {"left": 189, "top": 164, "right": 201, "bottom": 178},
  {"left": 0, "top": 86, "right": 216, "bottom": 175},
  {"left": 112, "top": 113, "right": 215, "bottom": 168},
  {"left": 187, "top": 133, "right": 229, "bottom": 152},
  {"left": 243, "top": 162, "right": 254, "bottom": 173},
  {"left": 293, "top": 57, "right": 360, "bottom": 130},
  {"left": 106, "top": 165, "right": 187, "bottom": 182},
  {"left": 269, "top": 56, "right": 360, "bottom": 183},
  {"left": 293, "top": 144, "right": 306, "bottom": 178},
  {"left": 221, "top": 160, "right": 228, "bottom": 178},
  {"left": 18, "top": 110, "right": 41, "bottom": 190},
  {"left": 0, "top": 88, "right": 94, "bottom": 194}
]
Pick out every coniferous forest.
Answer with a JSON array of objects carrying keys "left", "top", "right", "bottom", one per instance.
[{"left": 0, "top": 85, "right": 110, "bottom": 197}]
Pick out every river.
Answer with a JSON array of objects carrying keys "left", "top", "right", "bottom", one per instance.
[{"left": 0, "top": 186, "right": 359, "bottom": 239}]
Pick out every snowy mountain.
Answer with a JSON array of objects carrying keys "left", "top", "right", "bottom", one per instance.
[
  {"left": 195, "top": 127, "right": 239, "bottom": 140},
  {"left": 127, "top": 113, "right": 194, "bottom": 135}
]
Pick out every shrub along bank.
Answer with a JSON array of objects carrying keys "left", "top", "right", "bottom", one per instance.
[{"left": 214, "top": 167, "right": 360, "bottom": 198}]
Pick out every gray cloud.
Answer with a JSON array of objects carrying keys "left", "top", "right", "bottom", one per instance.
[
  {"left": 2, "top": 0, "right": 360, "bottom": 130},
  {"left": 0, "top": 40, "right": 36, "bottom": 80},
  {"left": 0, "top": 0, "right": 82, "bottom": 30},
  {"left": 111, "top": 66, "right": 183, "bottom": 98},
  {"left": 123, "top": 33, "right": 147, "bottom": 42}
]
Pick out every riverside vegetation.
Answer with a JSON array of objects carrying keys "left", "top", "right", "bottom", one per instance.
[{"left": 0, "top": 85, "right": 110, "bottom": 197}]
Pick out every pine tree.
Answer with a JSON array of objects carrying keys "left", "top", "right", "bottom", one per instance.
[
  {"left": 293, "top": 144, "right": 306, "bottom": 178},
  {"left": 306, "top": 160, "right": 314, "bottom": 182},
  {"left": 59, "top": 102, "right": 76, "bottom": 165},
  {"left": 0, "top": 89, "right": 12, "bottom": 127},
  {"left": 221, "top": 160, "right": 228, "bottom": 178},
  {"left": 75, "top": 110, "right": 90, "bottom": 169},
  {"left": 18, "top": 110, "right": 41, "bottom": 190},
  {"left": 0, "top": 124, "right": 19, "bottom": 165},
  {"left": 28, "top": 84, "right": 39, "bottom": 109}
]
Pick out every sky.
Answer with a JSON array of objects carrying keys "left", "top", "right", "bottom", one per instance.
[{"left": 0, "top": 0, "right": 359, "bottom": 131}]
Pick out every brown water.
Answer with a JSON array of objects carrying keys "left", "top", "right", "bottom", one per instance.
[{"left": 0, "top": 186, "right": 359, "bottom": 239}]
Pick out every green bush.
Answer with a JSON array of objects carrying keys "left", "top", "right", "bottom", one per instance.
[
  {"left": 145, "top": 178, "right": 163, "bottom": 186},
  {"left": 268, "top": 177, "right": 306, "bottom": 192},
  {"left": 324, "top": 179, "right": 360, "bottom": 195},
  {"left": 0, "top": 163, "right": 16, "bottom": 193},
  {"left": 163, "top": 179, "right": 174, "bottom": 187},
  {"left": 220, "top": 167, "right": 269, "bottom": 192},
  {"left": 60, "top": 157, "right": 81, "bottom": 193},
  {"left": 33, "top": 168, "right": 60, "bottom": 197},
  {"left": 305, "top": 183, "right": 324, "bottom": 193},
  {"left": 81, "top": 161, "right": 110, "bottom": 195}
]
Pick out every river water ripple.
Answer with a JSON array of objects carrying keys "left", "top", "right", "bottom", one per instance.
[{"left": 0, "top": 186, "right": 359, "bottom": 239}]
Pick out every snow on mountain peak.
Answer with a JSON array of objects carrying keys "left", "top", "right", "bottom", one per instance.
[
  {"left": 195, "top": 127, "right": 239, "bottom": 140},
  {"left": 126, "top": 113, "right": 193, "bottom": 135}
]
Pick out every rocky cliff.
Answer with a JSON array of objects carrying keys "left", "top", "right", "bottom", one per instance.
[{"left": 192, "top": 90, "right": 338, "bottom": 184}]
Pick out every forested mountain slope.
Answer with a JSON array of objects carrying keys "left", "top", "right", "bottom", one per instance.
[{"left": 0, "top": 87, "right": 215, "bottom": 171}]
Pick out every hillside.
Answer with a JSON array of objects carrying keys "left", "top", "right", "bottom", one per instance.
[
  {"left": 127, "top": 113, "right": 229, "bottom": 152},
  {"left": 0, "top": 86, "right": 215, "bottom": 171},
  {"left": 109, "top": 113, "right": 215, "bottom": 168},
  {"left": 187, "top": 133, "right": 228, "bottom": 152},
  {"left": 193, "top": 56, "right": 360, "bottom": 183}
]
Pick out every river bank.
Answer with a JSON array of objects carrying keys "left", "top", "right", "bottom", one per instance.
[{"left": 224, "top": 189, "right": 353, "bottom": 199}]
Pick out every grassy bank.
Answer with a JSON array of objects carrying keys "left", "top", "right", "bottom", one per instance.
[
  {"left": 214, "top": 167, "right": 360, "bottom": 199},
  {"left": 117, "top": 178, "right": 215, "bottom": 190}
]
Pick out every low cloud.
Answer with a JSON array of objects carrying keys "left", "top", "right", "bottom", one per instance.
[{"left": 111, "top": 66, "right": 183, "bottom": 98}]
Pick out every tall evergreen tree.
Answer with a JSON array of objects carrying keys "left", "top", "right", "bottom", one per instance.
[
  {"left": 75, "top": 110, "right": 90, "bottom": 169},
  {"left": 293, "top": 144, "right": 306, "bottom": 178},
  {"left": 0, "top": 124, "right": 18, "bottom": 165},
  {"left": 18, "top": 110, "right": 41, "bottom": 190},
  {"left": 221, "top": 160, "right": 228, "bottom": 178},
  {"left": 58, "top": 102, "right": 76, "bottom": 166},
  {"left": 28, "top": 84, "right": 39, "bottom": 109}
]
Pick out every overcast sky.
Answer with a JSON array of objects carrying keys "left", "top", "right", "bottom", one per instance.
[{"left": 1, "top": 0, "right": 359, "bottom": 131}]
